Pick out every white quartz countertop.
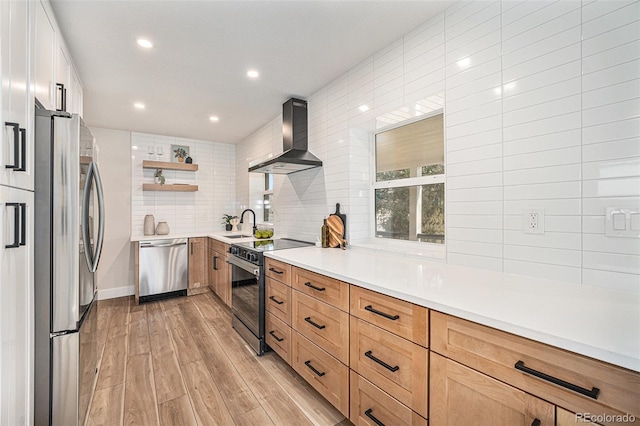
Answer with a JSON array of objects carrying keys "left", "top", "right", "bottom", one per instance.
[
  {"left": 131, "top": 231, "right": 261, "bottom": 244},
  {"left": 264, "top": 246, "right": 640, "bottom": 373}
]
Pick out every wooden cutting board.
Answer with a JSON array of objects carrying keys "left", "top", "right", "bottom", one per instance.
[{"left": 327, "top": 215, "right": 346, "bottom": 249}]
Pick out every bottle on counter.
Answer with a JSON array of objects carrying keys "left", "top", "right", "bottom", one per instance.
[{"left": 321, "top": 218, "right": 329, "bottom": 248}]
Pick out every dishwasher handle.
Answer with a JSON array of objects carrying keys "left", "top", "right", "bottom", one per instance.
[{"left": 140, "top": 242, "right": 187, "bottom": 248}]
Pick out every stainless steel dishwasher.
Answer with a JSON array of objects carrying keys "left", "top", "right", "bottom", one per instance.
[{"left": 138, "top": 238, "right": 188, "bottom": 302}]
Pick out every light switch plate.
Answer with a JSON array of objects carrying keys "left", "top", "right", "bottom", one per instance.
[{"left": 605, "top": 207, "right": 640, "bottom": 238}]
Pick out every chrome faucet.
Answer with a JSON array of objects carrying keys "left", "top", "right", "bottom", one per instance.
[{"left": 240, "top": 209, "right": 257, "bottom": 233}]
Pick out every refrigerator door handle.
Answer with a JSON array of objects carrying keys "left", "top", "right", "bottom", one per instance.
[
  {"left": 91, "top": 162, "right": 105, "bottom": 273},
  {"left": 81, "top": 162, "right": 94, "bottom": 271}
]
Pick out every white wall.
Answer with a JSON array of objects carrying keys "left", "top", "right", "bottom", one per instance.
[
  {"left": 91, "top": 127, "right": 135, "bottom": 299},
  {"left": 237, "top": 0, "right": 640, "bottom": 292},
  {"left": 131, "top": 133, "right": 236, "bottom": 236}
]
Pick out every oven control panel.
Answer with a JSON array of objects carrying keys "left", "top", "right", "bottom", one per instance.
[{"left": 230, "top": 245, "right": 261, "bottom": 266}]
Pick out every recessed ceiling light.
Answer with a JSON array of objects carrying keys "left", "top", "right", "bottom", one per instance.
[
  {"left": 209, "top": 116, "right": 219, "bottom": 122},
  {"left": 358, "top": 104, "right": 370, "bottom": 112},
  {"left": 134, "top": 103, "right": 145, "bottom": 109},
  {"left": 246, "top": 69, "right": 260, "bottom": 79},
  {"left": 136, "top": 38, "right": 154, "bottom": 49}
]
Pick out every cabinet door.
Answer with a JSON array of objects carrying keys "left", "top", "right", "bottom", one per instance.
[
  {"left": 220, "top": 253, "right": 232, "bottom": 307},
  {"left": 70, "top": 67, "right": 83, "bottom": 116},
  {"left": 1, "top": 0, "right": 34, "bottom": 190},
  {"left": 556, "top": 407, "right": 602, "bottom": 426},
  {"left": 188, "top": 237, "right": 206, "bottom": 289},
  {"left": 430, "top": 353, "right": 554, "bottom": 426},
  {"left": 34, "top": 0, "right": 56, "bottom": 110},
  {"left": 55, "top": 41, "right": 71, "bottom": 112},
  {"left": 1, "top": 186, "right": 34, "bottom": 425}
]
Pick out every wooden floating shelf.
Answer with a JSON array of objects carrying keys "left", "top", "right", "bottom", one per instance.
[
  {"left": 142, "top": 160, "right": 198, "bottom": 171},
  {"left": 142, "top": 184, "right": 198, "bottom": 192}
]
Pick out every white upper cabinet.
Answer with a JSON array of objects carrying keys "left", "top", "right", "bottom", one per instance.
[
  {"left": 34, "top": 0, "right": 55, "bottom": 111},
  {"left": 1, "top": 0, "right": 35, "bottom": 191},
  {"left": 34, "top": 0, "right": 81, "bottom": 115}
]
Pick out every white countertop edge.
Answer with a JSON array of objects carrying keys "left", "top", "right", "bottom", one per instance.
[{"left": 264, "top": 247, "right": 640, "bottom": 373}]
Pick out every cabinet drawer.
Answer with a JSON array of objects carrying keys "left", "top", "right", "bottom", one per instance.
[
  {"left": 266, "top": 312, "right": 291, "bottom": 364},
  {"left": 350, "top": 286, "right": 428, "bottom": 347},
  {"left": 292, "top": 267, "right": 348, "bottom": 311},
  {"left": 292, "top": 291, "right": 349, "bottom": 364},
  {"left": 291, "top": 331, "right": 349, "bottom": 417},
  {"left": 265, "top": 258, "right": 292, "bottom": 285},
  {"left": 209, "top": 238, "right": 227, "bottom": 254},
  {"left": 350, "top": 371, "right": 427, "bottom": 426},
  {"left": 430, "top": 352, "right": 554, "bottom": 426},
  {"left": 431, "top": 311, "right": 640, "bottom": 421},
  {"left": 266, "top": 278, "right": 291, "bottom": 325},
  {"left": 350, "top": 317, "right": 428, "bottom": 418}
]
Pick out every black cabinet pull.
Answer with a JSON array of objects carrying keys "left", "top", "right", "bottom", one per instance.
[
  {"left": 364, "top": 305, "right": 400, "bottom": 321},
  {"left": 365, "top": 350, "right": 399, "bottom": 372},
  {"left": 16, "top": 128, "right": 26, "bottom": 172},
  {"left": 56, "top": 83, "right": 67, "bottom": 112},
  {"left": 190, "top": 242, "right": 194, "bottom": 255},
  {"left": 269, "top": 330, "right": 284, "bottom": 342},
  {"left": 514, "top": 361, "right": 600, "bottom": 399},
  {"left": 4, "top": 122, "right": 19, "bottom": 169},
  {"left": 19, "top": 203, "right": 26, "bottom": 246},
  {"left": 364, "top": 409, "right": 385, "bottom": 426},
  {"left": 5, "top": 203, "right": 20, "bottom": 249},
  {"left": 304, "top": 282, "right": 325, "bottom": 291},
  {"left": 304, "top": 360, "right": 325, "bottom": 377},
  {"left": 531, "top": 419, "right": 540, "bottom": 426},
  {"left": 268, "top": 267, "right": 283, "bottom": 275},
  {"left": 213, "top": 255, "right": 218, "bottom": 270},
  {"left": 304, "top": 316, "right": 326, "bottom": 329},
  {"left": 269, "top": 295, "right": 284, "bottom": 305}
]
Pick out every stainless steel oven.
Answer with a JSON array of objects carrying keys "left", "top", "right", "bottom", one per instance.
[
  {"left": 228, "top": 238, "right": 313, "bottom": 356},
  {"left": 228, "top": 254, "right": 265, "bottom": 355}
]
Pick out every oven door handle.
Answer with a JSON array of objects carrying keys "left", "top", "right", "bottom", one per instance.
[{"left": 227, "top": 255, "right": 260, "bottom": 276}]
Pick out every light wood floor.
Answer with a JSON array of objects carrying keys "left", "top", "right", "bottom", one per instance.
[{"left": 87, "top": 292, "right": 350, "bottom": 426}]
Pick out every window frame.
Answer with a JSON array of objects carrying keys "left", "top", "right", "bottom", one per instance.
[{"left": 370, "top": 109, "right": 445, "bottom": 252}]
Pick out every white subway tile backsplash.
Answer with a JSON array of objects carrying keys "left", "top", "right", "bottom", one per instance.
[{"left": 228, "top": 0, "right": 640, "bottom": 292}]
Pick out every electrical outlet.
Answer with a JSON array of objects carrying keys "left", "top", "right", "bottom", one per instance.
[{"left": 523, "top": 209, "right": 544, "bottom": 234}]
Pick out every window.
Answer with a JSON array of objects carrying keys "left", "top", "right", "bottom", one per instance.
[
  {"left": 263, "top": 173, "right": 274, "bottom": 223},
  {"left": 373, "top": 112, "right": 444, "bottom": 244}
]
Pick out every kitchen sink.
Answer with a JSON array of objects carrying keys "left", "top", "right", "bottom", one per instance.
[{"left": 225, "top": 234, "right": 252, "bottom": 239}]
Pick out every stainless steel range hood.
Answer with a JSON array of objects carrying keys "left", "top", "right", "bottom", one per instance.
[{"left": 249, "top": 98, "right": 322, "bottom": 174}]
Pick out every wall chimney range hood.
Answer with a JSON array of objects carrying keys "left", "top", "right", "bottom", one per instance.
[{"left": 249, "top": 98, "right": 322, "bottom": 174}]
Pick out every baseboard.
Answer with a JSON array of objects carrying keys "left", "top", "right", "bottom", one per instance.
[{"left": 98, "top": 285, "right": 135, "bottom": 300}]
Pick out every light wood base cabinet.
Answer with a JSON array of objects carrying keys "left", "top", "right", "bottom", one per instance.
[
  {"left": 266, "top": 277, "right": 291, "bottom": 324},
  {"left": 266, "top": 312, "right": 291, "bottom": 364},
  {"left": 350, "top": 371, "right": 427, "bottom": 426},
  {"left": 350, "top": 317, "right": 428, "bottom": 418},
  {"left": 430, "top": 352, "right": 554, "bottom": 426},
  {"left": 556, "top": 407, "right": 602, "bottom": 426},
  {"left": 208, "top": 239, "right": 231, "bottom": 307},
  {"left": 291, "top": 331, "right": 349, "bottom": 417},
  {"left": 188, "top": 237, "right": 206, "bottom": 290}
]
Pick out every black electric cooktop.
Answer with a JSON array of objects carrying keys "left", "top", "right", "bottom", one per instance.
[{"left": 233, "top": 238, "right": 312, "bottom": 252}]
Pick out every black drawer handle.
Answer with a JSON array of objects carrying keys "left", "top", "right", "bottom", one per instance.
[
  {"left": 213, "top": 255, "right": 218, "bottom": 270},
  {"left": 364, "top": 305, "right": 400, "bottom": 321},
  {"left": 304, "top": 282, "right": 325, "bottom": 291},
  {"left": 4, "top": 203, "right": 21, "bottom": 249},
  {"left": 268, "top": 267, "right": 283, "bottom": 275},
  {"left": 304, "top": 360, "right": 325, "bottom": 377},
  {"left": 56, "top": 83, "right": 67, "bottom": 112},
  {"left": 269, "top": 295, "right": 284, "bottom": 305},
  {"left": 514, "top": 361, "right": 600, "bottom": 399},
  {"left": 531, "top": 419, "right": 540, "bottom": 426},
  {"left": 364, "top": 409, "right": 385, "bottom": 426},
  {"left": 269, "top": 330, "right": 284, "bottom": 342},
  {"left": 304, "top": 316, "right": 325, "bottom": 329},
  {"left": 4, "top": 122, "right": 19, "bottom": 170},
  {"left": 365, "top": 350, "right": 399, "bottom": 372}
]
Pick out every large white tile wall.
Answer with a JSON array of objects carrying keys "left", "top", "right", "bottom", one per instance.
[
  {"left": 131, "top": 132, "right": 236, "bottom": 236},
  {"left": 237, "top": 0, "right": 640, "bottom": 291}
]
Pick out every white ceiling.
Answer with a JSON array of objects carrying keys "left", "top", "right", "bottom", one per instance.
[{"left": 51, "top": 1, "right": 451, "bottom": 144}]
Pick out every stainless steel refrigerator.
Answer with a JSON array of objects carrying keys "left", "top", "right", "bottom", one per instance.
[{"left": 34, "top": 108, "right": 104, "bottom": 425}]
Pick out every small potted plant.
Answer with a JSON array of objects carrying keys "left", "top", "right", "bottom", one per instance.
[
  {"left": 154, "top": 169, "right": 165, "bottom": 185},
  {"left": 222, "top": 214, "right": 237, "bottom": 231},
  {"left": 173, "top": 147, "right": 187, "bottom": 163}
]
